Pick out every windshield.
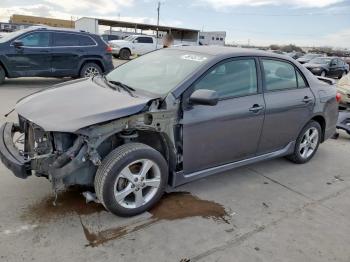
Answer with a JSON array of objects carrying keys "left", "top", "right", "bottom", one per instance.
[
  {"left": 124, "top": 35, "right": 137, "bottom": 42},
  {"left": 106, "top": 49, "right": 211, "bottom": 95},
  {"left": 0, "top": 29, "right": 28, "bottom": 43},
  {"left": 309, "top": 57, "right": 332, "bottom": 64}
]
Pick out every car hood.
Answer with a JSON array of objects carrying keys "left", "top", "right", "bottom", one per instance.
[{"left": 15, "top": 78, "right": 154, "bottom": 132}]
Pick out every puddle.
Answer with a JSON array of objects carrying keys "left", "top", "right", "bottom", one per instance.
[
  {"left": 22, "top": 190, "right": 229, "bottom": 247},
  {"left": 21, "top": 187, "right": 105, "bottom": 222},
  {"left": 81, "top": 192, "right": 230, "bottom": 247}
]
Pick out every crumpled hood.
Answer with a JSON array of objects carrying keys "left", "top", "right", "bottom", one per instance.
[{"left": 15, "top": 78, "right": 153, "bottom": 132}]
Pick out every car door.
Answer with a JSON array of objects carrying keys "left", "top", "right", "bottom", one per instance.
[
  {"left": 51, "top": 32, "right": 95, "bottom": 76},
  {"left": 134, "top": 37, "right": 154, "bottom": 55},
  {"left": 328, "top": 59, "right": 339, "bottom": 77},
  {"left": 5, "top": 31, "right": 52, "bottom": 77},
  {"left": 182, "top": 58, "right": 265, "bottom": 174},
  {"left": 257, "top": 58, "right": 314, "bottom": 154}
]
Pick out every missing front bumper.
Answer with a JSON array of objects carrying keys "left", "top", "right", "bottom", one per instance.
[{"left": 0, "top": 122, "right": 30, "bottom": 179}]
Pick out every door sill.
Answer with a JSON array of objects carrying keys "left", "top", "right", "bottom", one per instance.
[{"left": 171, "top": 141, "right": 295, "bottom": 187}]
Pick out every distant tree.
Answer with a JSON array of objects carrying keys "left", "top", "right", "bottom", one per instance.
[
  {"left": 280, "top": 44, "right": 303, "bottom": 53},
  {"left": 269, "top": 44, "right": 280, "bottom": 50}
]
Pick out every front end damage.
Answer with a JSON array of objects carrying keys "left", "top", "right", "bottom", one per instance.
[{"left": 0, "top": 102, "right": 179, "bottom": 192}]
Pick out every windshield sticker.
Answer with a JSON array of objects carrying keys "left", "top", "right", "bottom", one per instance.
[{"left": 181, "top": 54, "right": 208, "bottom": 62}]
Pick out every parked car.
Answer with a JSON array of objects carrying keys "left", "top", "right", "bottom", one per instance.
[
  {"left": 109, "top": 35, "right": 162, "bottom": 59},
  {"left": 287, "top": 52, "right": 304, "bottom": 60},
  {"left": 0, "top": 47, "right": 338, "bottom": 216},
  {"left": 336, "top": 72, "right": 350, "bottom": 108},
  {"left": 297, "top": 53, "right": 322, "bottom": 64},
  {"left": 0, "top": 26, "right": 114, "bottom": 84},
  {"left": 304, "top": 57, "right": 349, "bottom": 78},
  {"left": 101, "top": 34, "right": 120, "bottom": 42}
]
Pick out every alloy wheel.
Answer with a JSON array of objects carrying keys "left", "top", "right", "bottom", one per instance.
[
  {"left": 113, "top": 159, "right": 161, "bottom": 209},
  {"left": 84, "top": 66, "right": 100, "bottom": 77},
  {"left": 299, "top": 127, "right": 319, "bottom": 159}
]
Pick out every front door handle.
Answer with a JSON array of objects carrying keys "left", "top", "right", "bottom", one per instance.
[
  {"left": 302, "top": 96, "right": 313, "bottom": 103},
  {"left": 249, "top": 104, "right": 264, "bottom": 113}
]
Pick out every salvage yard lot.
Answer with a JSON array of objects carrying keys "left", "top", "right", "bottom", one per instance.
[{"left": 0, "top": 76, "right": 350, "bottom": 262}]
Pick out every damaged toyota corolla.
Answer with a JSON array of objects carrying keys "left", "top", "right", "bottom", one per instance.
[{"left": 0, "top": 47, "right": 338, "bottom": 216}]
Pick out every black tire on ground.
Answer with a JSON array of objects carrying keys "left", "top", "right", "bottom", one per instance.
[
  {"left": 119, "top": 48, "right": 131, "bottom": 60},
  {"left": 0, "top": 65, "right": 5, "bottom": 84},
  {"left": 79, "top": 62, "right": 102, "bottom": 78},
  {"left": 339, "top": 70, "right": 346, "bottom": 79},
  {"left": 286, "top": 120, "right": 322, "bottom": 164},
  {"left": 94, "top": 143, "right": 168, "bottom": 217}
]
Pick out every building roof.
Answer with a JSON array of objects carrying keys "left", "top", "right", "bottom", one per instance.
[{"left": 77, "top": 17, "right": 200, "bottom": 33}]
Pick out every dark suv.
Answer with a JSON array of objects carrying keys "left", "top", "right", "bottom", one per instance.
[{"left": 0, "top": 26, "right": 114, "bottom": 84}]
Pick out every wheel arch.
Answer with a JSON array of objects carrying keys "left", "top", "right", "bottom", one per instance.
[
  {"left": 311, "top": 115, "right": 326, "bottom": 142},
  {"left": 96, "top": 129, "right": 177, "bottom": 178},
  {"left": 79, "top": 59, "right": 105, "bottom": 75},
  {"left": 0, "top": 59, "right": 9, "bottom": 77}
]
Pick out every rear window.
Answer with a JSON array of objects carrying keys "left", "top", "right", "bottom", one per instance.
[{"left": 52, "top": 33, "right": 95, "bottom": 46}]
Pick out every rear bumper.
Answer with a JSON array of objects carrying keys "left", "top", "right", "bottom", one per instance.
[{"left": 0, "top": 122, "right": 30, "bottom": 179}]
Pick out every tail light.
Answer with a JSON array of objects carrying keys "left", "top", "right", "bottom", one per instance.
[
  {"left": 336, "top": 92, "right": 341, "bottom": 103},
  {"left": 106, "top": 45, "right": 113, "bottom": 53}
]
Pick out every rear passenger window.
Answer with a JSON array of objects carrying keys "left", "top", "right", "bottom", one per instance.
[
  {"left": 137, "top": 37, "right": 153, "bottom": 44},
  {"left": 194, "top": 59, "right": 258, "bottom": 99},
  {"left": 296, "top": 70, "right": 307, "bottom": 88},
  {"left": 262, "top": 59, "right": 298, "bottom": 91},
  {"left": 53, "top": 33, "right": 95, "bottom": 46}
]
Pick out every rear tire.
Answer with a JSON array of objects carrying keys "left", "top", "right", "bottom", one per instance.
[
  {"left": 0, "top": 65, "right": 5, "bottom": 84},
  {"left": 119, "top": 48, "right": 131, "bottom": 60},
  {"left": 80, "top": 62, "right": 102, "bottom": 78},
  {"left": 287, "top": 121, "right": 321, "bottom": 164},
  {"left": 94, "top": 143, "right": 168, "bottom": 217},
  {"left": 339, "top": 70, "right": 346, "bottom": 79}
]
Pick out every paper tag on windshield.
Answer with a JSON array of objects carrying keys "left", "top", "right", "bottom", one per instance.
[{"left": 181, "top": 54, "right": 208, "bottom": 62}]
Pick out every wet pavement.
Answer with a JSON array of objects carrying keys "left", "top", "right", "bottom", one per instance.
[{"left": 0, "top": 77, "right": 350, "bottom": 261}]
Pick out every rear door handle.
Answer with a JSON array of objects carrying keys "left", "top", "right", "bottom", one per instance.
[
  {"left": 302, "top": 96, "right": 313, "bottom": 103},
  {"left": 249, "top": 104, "right": 264, "bottom": 113}
]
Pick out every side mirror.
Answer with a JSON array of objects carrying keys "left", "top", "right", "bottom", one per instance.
[
  {"left": 13, "top": 40, "right": 23, "bottom": 48},
  {"left": 189, "top": 89, "right": 219, "bottom": 106}
]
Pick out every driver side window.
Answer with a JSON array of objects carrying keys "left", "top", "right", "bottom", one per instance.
[
  {"left": 17, "top": 32, "right": 50, "bottom": 47},
  {"left": 193, "top": 59, "right": 258, "bottom": 99}
]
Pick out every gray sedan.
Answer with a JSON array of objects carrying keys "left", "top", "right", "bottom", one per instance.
[{"left": 0, "top": 46, "right": 339, "bottom": 216}]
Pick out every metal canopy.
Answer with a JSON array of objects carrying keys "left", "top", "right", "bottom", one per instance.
[{"left": 96, "top": 18, "right": 199, "bottom": 33}]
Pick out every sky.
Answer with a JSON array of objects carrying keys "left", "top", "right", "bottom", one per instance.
[{"left": 1, "top": 0, "right": 350, "bottom": 48}]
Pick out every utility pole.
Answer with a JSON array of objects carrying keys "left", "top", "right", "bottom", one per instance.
[{"left": 156, "top": 1, "right": 161, "bottom": 39}]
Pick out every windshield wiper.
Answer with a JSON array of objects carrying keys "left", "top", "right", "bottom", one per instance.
[{"left": 102, "top": 75, "right": 135, "bottom": 97}]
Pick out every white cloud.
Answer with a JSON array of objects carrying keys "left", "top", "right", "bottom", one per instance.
[
  {"left": 199, "top": 0, "right": 344, "bottom": 9},
  {"left": 43, "top": 0, "right": 134, "bottom": 15}
]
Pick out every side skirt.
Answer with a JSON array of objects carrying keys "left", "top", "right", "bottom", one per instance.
[{"left": 171, "top": 141, "right": 295, "bottom": 187}]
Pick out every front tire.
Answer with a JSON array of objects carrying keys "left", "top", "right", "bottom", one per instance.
[
  {"left": 119, "top": 48, "right": 131, "bottom": 60},
  {"left": 0, "top": 65, "right": 5, "bottom": 84},
  {"left": 287, "top": 121, "right": 321, "bottom": 164},
  {"left": 94, "top": 143, "right": 168, "bottom": 217}
]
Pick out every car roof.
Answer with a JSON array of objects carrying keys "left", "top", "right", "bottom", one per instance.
[
  {"left": 170, "top": 45, "right": 294, "bottom": 60},
  {"left": 26, "top": 26, "right": 94, "bottom": 36}
]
